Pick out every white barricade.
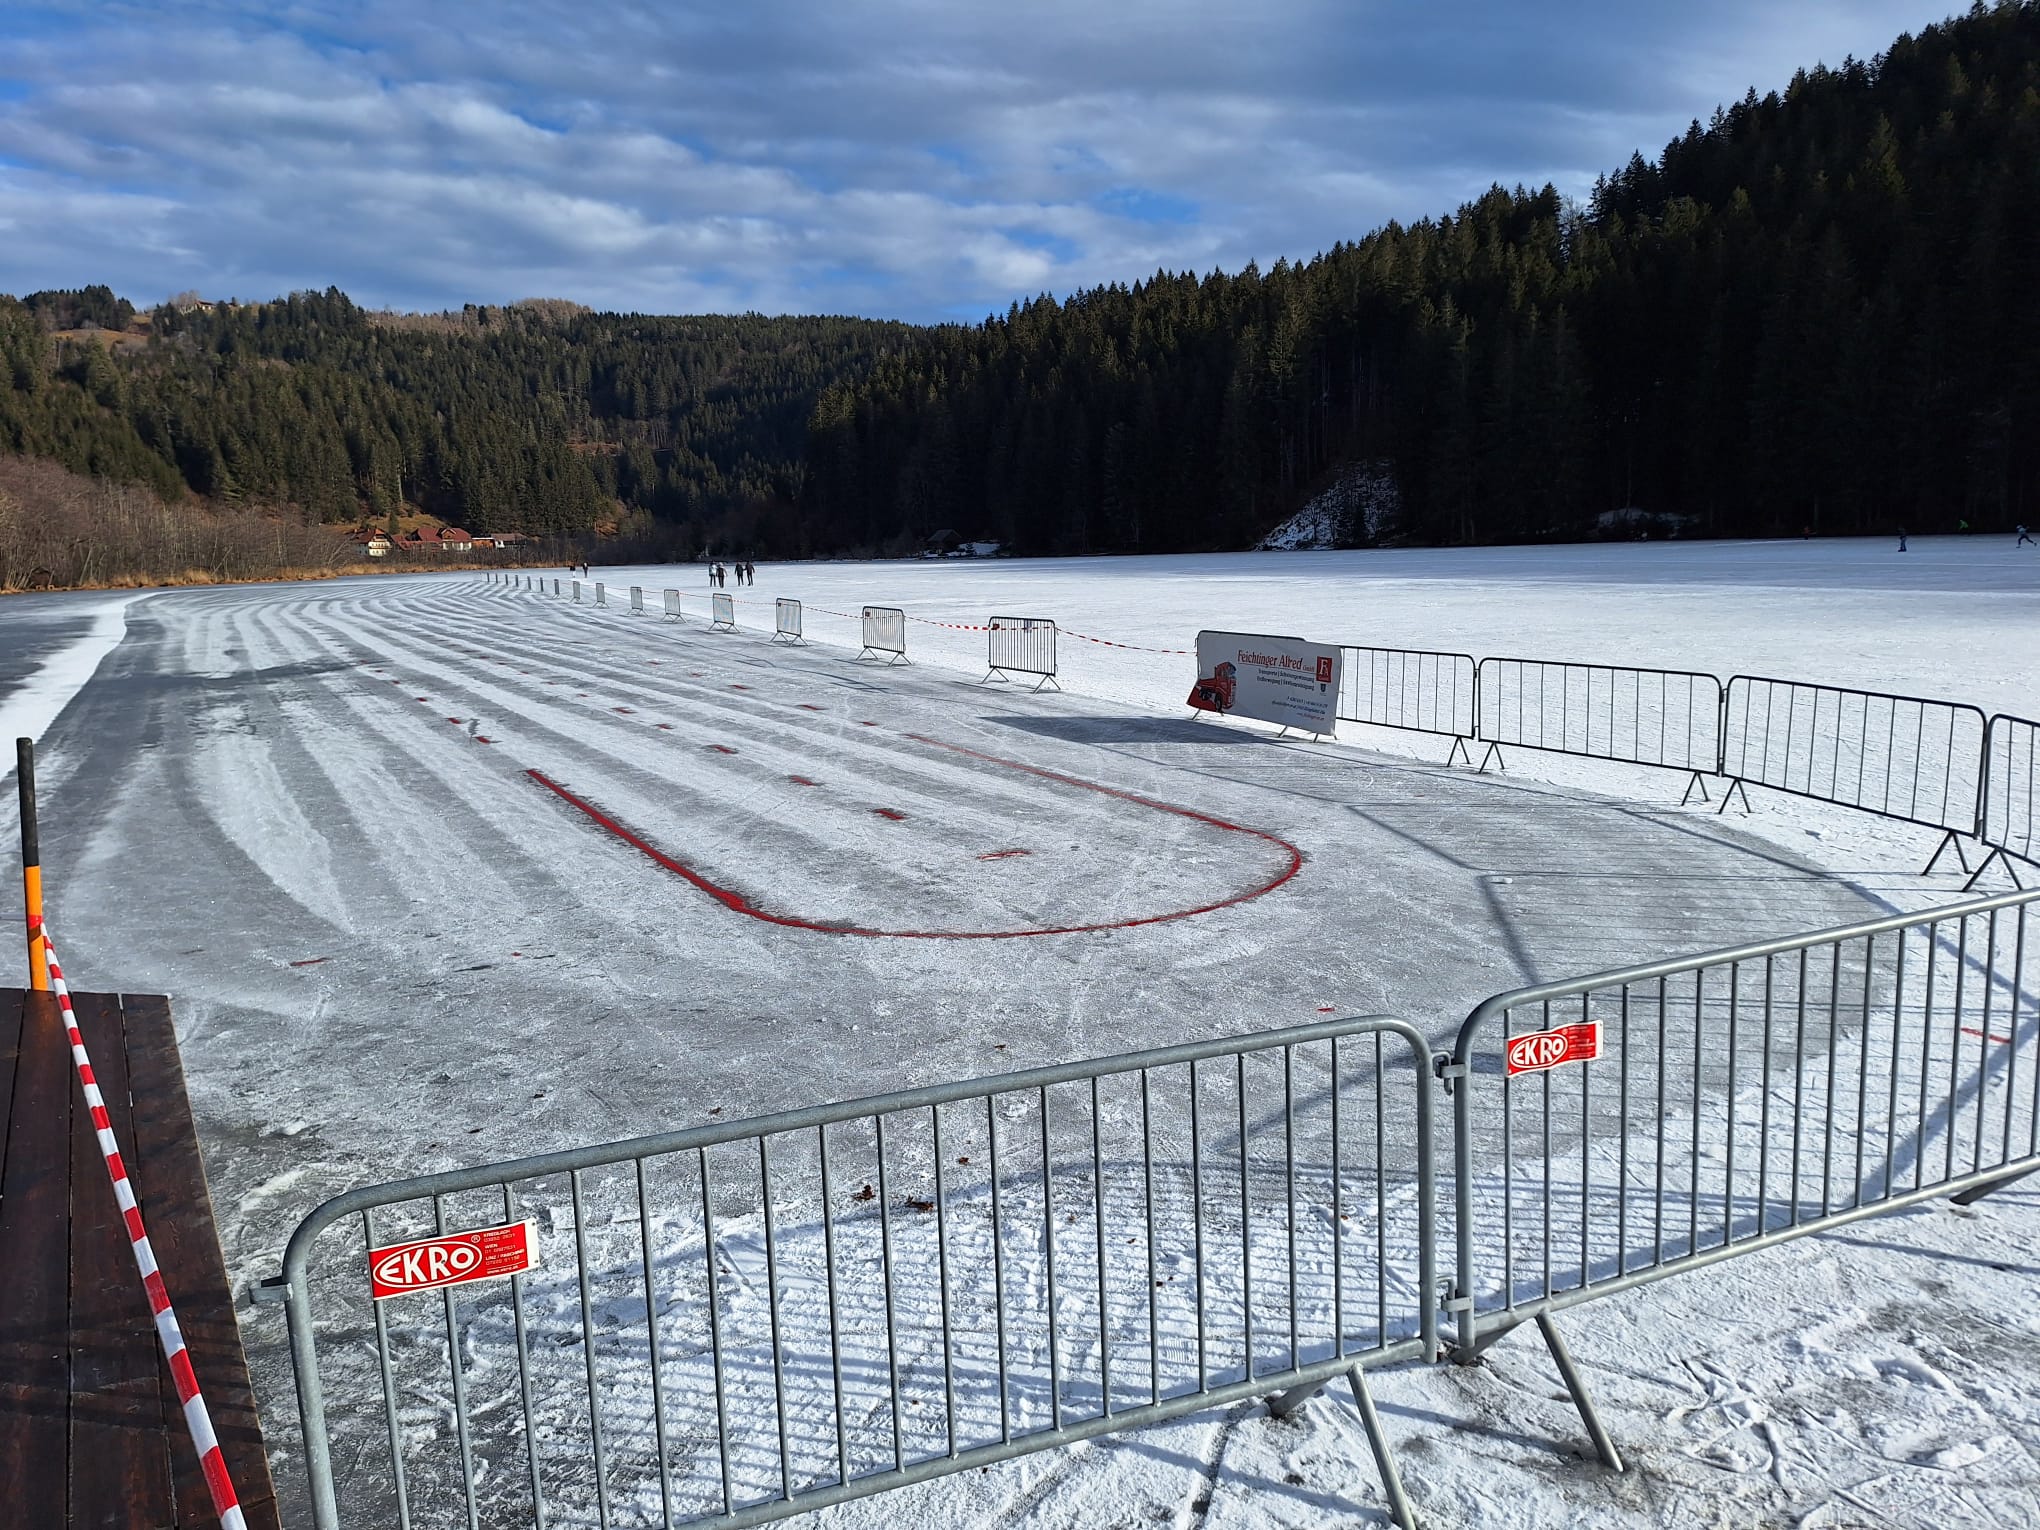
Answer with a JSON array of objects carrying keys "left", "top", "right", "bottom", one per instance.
[
  {"left": 860, "top": 605, "right": 908, "bottom": 663},
  {"left": 595, "top": 582, "right": 607, "bottom": 607},
  {"left": 571, "top": 580, "right": 582, "bottom": 603},
  {"left": 774, "top": 598, "right": 805, "bottom": 644},
  {"left": 629, "top": 586, "right": 644, "bottom": 614},
  {"left": 663, "top": 589, "right": 682, "bottom": 620},
  {"left": 985, "top": 617, "right": 1059, "bottom": 690},
  {"left": 711, "top": 591, "right": 737, "bottom": 631}
]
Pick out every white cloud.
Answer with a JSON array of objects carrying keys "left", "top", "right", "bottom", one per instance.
[{"left": 0, "top": 1, "right": 1962, "bottom": 319}]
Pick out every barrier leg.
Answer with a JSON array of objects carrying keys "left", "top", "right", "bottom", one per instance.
[
  {"left": 1266, "top": 1378, "right": 1325, "bottom": 1419},
  {"left": 1952, "top": 1166, "right": 2036, "bottom": 1206},
  {"left": 1679, "top": 771, "right": 1712, "bottom": 806},
  {"left": 1535, "top": 1314, "right": 1623, "bottom": 1471},
  {"left": 1476, "top": 742, "right": 1505, "bottom": 774},
  {"left": 1446, "top": 737, "right": 1472, "bottom": 767},
  {"left": 1346, "top": 1365, "right": 1419, "bottom": 1530},
  {"left": 1714, "top": 778, "right": 1753, "bottom": 815},
  {"left": 1963, "top": 847, "right": 2028, "bottom": 893},
  {"left": 1922, "top": 829, "right": 1973, "bottom": 876}
]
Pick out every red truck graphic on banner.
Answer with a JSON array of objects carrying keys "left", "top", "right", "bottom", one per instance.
[
  {"left": 1504, "top": 1021, "right": 1602, "bottom": 1075},
  {"left": 1187, "top": 660, "right": 1239, "bottom": 713}
]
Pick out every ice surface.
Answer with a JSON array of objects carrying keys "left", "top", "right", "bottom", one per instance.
[{"left": 2, "top": 536, "right": 2037, "bottom": 1528}]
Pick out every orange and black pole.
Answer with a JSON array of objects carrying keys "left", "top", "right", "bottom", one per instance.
[{"left": 18, "top": 737, "right": 47, "bottom": 991}]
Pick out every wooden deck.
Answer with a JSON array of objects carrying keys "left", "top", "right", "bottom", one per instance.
[{"left": 0, "top": 987, "right": 281, "bottom": 1529}]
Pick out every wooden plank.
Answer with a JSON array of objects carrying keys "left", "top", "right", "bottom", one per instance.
[
  {"left": 0, "top": 990, "right": 75, "bottom": 1528},
  {"left": 120, "top": 993, "right": 281, "bottom": 1530},
  {"left": 68, "top": 991, "right": 176, "bottom": 1528}
]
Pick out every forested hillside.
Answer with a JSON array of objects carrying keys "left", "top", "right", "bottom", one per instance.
[
  {"left": 3, "top": 2, "right": 2037, "bottom": 563},
  {"left": 0, "top": 290, "right": 917, "bottom": 552},
  {"left": 806, "top": 1, "right": 2040, "bottom": 550}
]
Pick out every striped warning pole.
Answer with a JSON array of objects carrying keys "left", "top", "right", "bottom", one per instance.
[
  {"left": 17, "top": 737, "right": 48, "bottom": 990},
  {"left": 42, "top": 931, "right": 249, "bottom": 1530}
]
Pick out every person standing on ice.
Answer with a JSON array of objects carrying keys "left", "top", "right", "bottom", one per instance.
[
  {"left": 1896, "top": 527, "right": 1908, "bottom": 551},
  {"left": 2018, "top": 525, "right": 2035, "bottom": 546}
]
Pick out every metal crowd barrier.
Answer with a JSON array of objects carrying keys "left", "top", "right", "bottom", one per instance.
[
  {"left": 281, "top": 1018, "right": 1437, "bottom": 1529},
  {"left": 571, "top": 580, "right": 582, "bottom": 604},
  {"left": 983, "top": 617, "right": 1059, "bottom": 691},
  {"left": 630, "top": 586, "right": 645, "bottom": 615},
  {"left": 1718, "top": 676, "right": 1986, "bottom": 855},
  {"left": 774, "top": 598, "right": 805, "bottom": 644},
  {"left": 1475, "top": 657, "right": 1724, "bottom": 799},
  {"left": 711, "top": 592, "right": 737, "bottom": 632},
  {"left": 1445, "top": 886, "right": 2040, "bottom": 1464},
  {"left": 664, "top": 589, "right": 683, "bottom": 620},
  {"left": 1336, "top": 647, "right": 1477, "bottom": 762},
  {"left": 1974, "top": 713, "right": 2040, "bottom": 889},
  {"left": 860, "top": 606, "right": 908, "bottom": 664},
  {"left": 595, "top": 582, "right": 608, "bottom": 608}
]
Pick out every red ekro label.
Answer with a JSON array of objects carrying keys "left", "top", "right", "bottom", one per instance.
[
  {"left": 368, "top": 1221, "right": 539, "bottom": 1300},
  {"left": 1505, "top": 1021, "right": 1602, "bottom": 1076}
]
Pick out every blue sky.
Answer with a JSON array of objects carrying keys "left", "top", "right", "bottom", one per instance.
[{"left": 0, "top": 2, "right": 1964, "bottom": 323}]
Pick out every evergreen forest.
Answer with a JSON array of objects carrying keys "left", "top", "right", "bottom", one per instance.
[{"left": 2, "top": 1, "right": 2036, "bottom": 567}]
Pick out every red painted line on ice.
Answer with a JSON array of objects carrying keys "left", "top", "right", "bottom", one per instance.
[
  {"left": 526, "top": 738, "right": 1303, "bottom": 939},
  {"left": 872, "top": 808, "right": 907, "bottom": 821},
  {"left": 1961, "top": 1026, "right": 2014, "bottom": 1044},
  {"left": 789, "top": 775, "right": 819, "bottom": 786},
  {"left": 289, "top": 956, "right": 331, "bottom": 967},
  {"left": 978, "top": 848, "right": 1031, "bottom": 860},
  {"left": 708, "top": 744, "right": 737, "bottom": 755},
  {"left": 799, "top": 704, "right": 824, "bottom": 711}
]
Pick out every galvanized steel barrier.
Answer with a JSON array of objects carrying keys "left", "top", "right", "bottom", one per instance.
[
  {"left": 664, "top": 589, "right": 683, "bottom": 621},
  {"left": 595, "top": 583, "right": 608, "bottom": 609},
  {"left": 1443, "top": 885, "right": 2040, "bottom": 1463},
  {"left": 773, "top": 598, "right": 805, "bottom": 645},
  {"left": 1475, "top": 657, "right": 1724, "bottom": 798},
  {"left": 1975, "top": 713, "right": 2040, "bottom": 889},
  {"left": 281, "top": 1017, "right": 1437, "bottom": 1529},
  {"left": 1718, "top": 677, "right": 1985, "bottom": 848},
  {"left": 983, "top": 617, "right": 1059, "bottom": 690},
  {"left": 710, "top": 592, "right": 737, "bottom": 632},
  {"left": 860, "top": 606, "right": 908, "bottom": 664},
  {"left": 571, "top": 580, "right": 582, "bottom": 604},
  {"left": 1336, "top": 647, "right": 1477, "bottom": 762}
]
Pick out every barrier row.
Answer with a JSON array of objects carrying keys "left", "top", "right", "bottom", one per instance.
[
  {"left": 1337, "top": 645, "right": 2033, "bottom": 884},
  {"left": 279, "top": 882, "right": 2040, "bottom": 1528},
  {"left": 485, "top": 573, "right": 1063, "bottom": 686}
]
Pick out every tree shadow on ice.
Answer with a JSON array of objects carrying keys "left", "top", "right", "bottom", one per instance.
[{"left": 984, "top": 714, "right": 1276, "bottom": 746}]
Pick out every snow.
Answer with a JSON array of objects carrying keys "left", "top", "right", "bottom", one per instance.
[{"left": 2, "top": 536, "right": 2038, "bottom": 1529}]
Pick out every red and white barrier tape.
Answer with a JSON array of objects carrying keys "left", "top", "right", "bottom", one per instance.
[{"left": 41, "top": 934, "right": 249, "bottom": 1530}]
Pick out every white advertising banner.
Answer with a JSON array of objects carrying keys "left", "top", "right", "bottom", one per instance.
[{"left": 1189, "top": 631, "right": 1342, "bottom": 734}]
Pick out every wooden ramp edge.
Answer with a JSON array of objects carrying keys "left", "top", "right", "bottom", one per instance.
[{"left": 0, "top": 987, "right": 281, "bottom": 1529}]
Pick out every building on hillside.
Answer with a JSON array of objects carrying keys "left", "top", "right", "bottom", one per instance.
[{"left": 346, "top": 526, "right": 394, "bottom": 558}]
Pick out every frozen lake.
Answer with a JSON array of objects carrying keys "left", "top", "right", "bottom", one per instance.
[{"left": 1, "top": 535, "right": 2035, "bottom": 1529}]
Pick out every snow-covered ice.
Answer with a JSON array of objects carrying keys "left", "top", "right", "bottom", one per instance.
[{"left": 2, "top": 534, "right": 2038, "bottom": 1528}]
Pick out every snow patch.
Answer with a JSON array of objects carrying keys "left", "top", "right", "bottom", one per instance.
[{"left": 1255, "top": 462, "right": 1398, "bottom": 549}]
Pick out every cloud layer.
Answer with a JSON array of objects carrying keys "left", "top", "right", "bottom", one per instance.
[{"left": 0, "top": 1, "right": 1958, "bottom": 320}]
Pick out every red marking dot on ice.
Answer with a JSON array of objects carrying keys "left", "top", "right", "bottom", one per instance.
[
  {"left": 475, "top": 736, "right": 494, "bottom": 744},
  {"left": 873, "top": 808, "right": 907, "bottom": 821},
  {"left": 799, "top": 704, "right": 824, "bottom": 711},
  {"left": 789, "top": 775, "right": 818, "bottom": 787},
  {"left": 708, "top": 744, "right": 738, "bottom": 755},
  {"left": 859, "top": 721, "right": 879, "bottom": 727},
  {"left": 415, "top": 696, "right": 429, "bottom": 701},
  {"left": 614, "top": 706, "right": 635, "bottom": 714},
  {"left": 731, "top": 684, "right": 752, "bottom": 691},
  {"left": 1317, "top": 1006, "right": 1336, "bottom": 1013},
  {"left": 288, "top": 956, "right": 330, "bottom": 968},
  {"left": 978, "top": 848, "right": 1031, "bottom": 861},
  {"left": 657, "top": 723, "right": 674, "bottom": 730},
  {"left": 447, "top": 717, "right": 462, "bottom": 724}
]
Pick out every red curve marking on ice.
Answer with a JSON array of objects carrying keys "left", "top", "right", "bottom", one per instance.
[
  {"left": 526, "top": 741, "right": 1303, "bottom": 939},
  {"left": 1961, "top": 1026, "right": 2014, "bottom": 1044},
  {"left": 731, "top": 684, "right": 752, "bottom": 691},
  {"left": 708, "top": 744, "right": 737, "bottom": 754},
  {"left": 657, "top": 723, "right": 674, "bottom": 730},
  {"left": 475, "top": 736, "right": 494, "bottom": 744},
  {"left": 789, "top": 775, "right": 819, "bottom": 786},
  {"left": 799, "top": 704, "right": 824, "bottom": 711},
  {"left": 977, "top": 848, "right": 1031, "bottom": 860},
  {"left": 873, "top": 808, "right": 907, "bottom": 821},
  {"left": 614, "top": 707, "right": 635, "bottom": 714}
]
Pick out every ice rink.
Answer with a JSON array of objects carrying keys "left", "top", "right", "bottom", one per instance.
[{"left": 3, "top": 534, "right": 2037, "bottom": 1527}]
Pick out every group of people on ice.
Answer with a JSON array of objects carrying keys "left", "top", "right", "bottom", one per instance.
[
  {"left": 711, "top": 561, "right": 756, "bottom": 587},
  {"left": 1895, "top": 523, "right": 2036, "bottom": 550}
]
